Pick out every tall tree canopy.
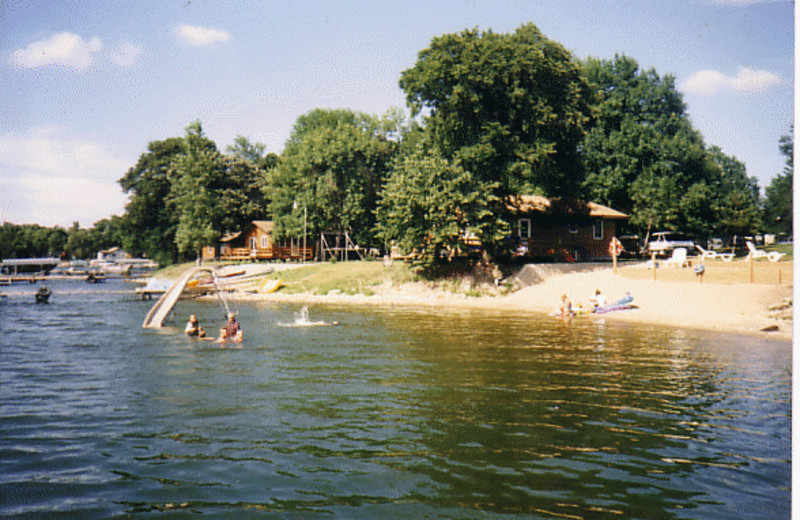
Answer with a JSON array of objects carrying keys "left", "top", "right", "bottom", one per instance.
[
  {"left": 400, "top": 23, "right": 593, "bottom": 197},
  {"left": 580, "top": 55, "right": 760, "bottom": 238},
  {"left": 764, "top": 128, "right": 793, "bottom": 236},
  {"left": 267, "top": 108, "right": 399, "bottom": 248},
  {"left": 119, "top": 121, "right": 266, "bottom": 262},
  {"left": 375, "top": 143, "right": 496, "bottom": 268},
  {"left": 382, "top": 23, "right": 592, "bottom": 263},
  {"left": 169, "top": 121, "right": 267, "bottom": 257},
  {"left": 119, "top": 136, "right": 190, "bottom": 264}
]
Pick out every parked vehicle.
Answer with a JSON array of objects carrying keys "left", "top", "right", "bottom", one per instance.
[
  {"left": 646, "top": 231, "right": 695, "bottom": 256},
  {"left": 618, "top": 235, "right": 642, "bottom": 258}
]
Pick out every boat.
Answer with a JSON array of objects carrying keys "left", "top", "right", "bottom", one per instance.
[
  {"left": 257, "top": 278, "right": 282, "bottom": 294},
  {"left": 134, "top": 278, "right": 173, "bottom": 300},
  {"left": 86, "top": 272, "right": 107, "bottom": 283}
]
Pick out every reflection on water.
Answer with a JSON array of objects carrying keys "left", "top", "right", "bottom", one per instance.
[{"left": 0, "top": 279, "right": 791, "bottom": 519}]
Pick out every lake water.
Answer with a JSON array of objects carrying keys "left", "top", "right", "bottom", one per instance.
[{"left": 0, "top": 278, "right": 791, "bottom": 519}]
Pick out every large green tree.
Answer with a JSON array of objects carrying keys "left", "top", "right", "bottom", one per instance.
[
  {"left": 268, "top": 108, "right": 399, "bottom": 248},
  {"left": 119, "top": 136, "right": 190, "bottom": 264},
  {"left": 580, "top": 55, "right": 757, "bottom": 239},
  {"left": 704, "top": 146, "right": 761, "bottom": 238},
  {"left": 375, "top": 144, "right": 497, "bottom": 268},
  {"left": 400, "top": 23, "right": 593, "bottom": 198},
  {"left": 169, "top": 121, "right": 267, "bottom": 258},
  {"left": 386, "top": 23, "right": 592, "bottom": 262},
  {"left": 764, "top": 129, "right": 793, "bottom": 236}
]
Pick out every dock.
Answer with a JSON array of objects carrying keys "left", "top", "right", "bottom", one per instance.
[{"left": 0, "top": 275, "right": 47, "bottom": 284}]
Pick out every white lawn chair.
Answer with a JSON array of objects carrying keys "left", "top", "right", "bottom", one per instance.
[
  {"left": 695, "top": 244, "right": 734, "bottom": 262},
  {"left": 745, "top": 241, "right": 785, "bottom": 262},
  {"left": 662, "top": 247, "right": 689, "bottom": 267}
]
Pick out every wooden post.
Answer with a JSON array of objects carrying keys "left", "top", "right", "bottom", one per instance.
[
  {"left": 612, "top": 247, "right": 618, "bottom": 275},
  {"left": 778, "top": 268, "right": 781, "bottom": 286},
  {"left": 651, "top": 252, "right": 657, "bottom": 281},
  {"left": 749, "top": 256, "right": 754, "bottom": 283}
]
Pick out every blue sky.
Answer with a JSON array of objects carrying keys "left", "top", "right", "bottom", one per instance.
[{"left": 0, "top": 0, "right": 793, "bottom": 227}]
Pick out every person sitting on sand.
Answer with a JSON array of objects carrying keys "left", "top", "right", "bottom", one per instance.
[
  {"left": 217, "top": 312, "right": 243, "bottom": 343},
  {"left": 184, "top": 315, "right": 205, "bottom": 338},
  {"left": 590, "top": 289, "right": 607, "bottom": 312},
  {"left": 559, "top": 294, "right": 574, "bottom": 318}
]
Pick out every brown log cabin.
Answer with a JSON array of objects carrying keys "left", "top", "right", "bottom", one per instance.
[
  {"left": 212, "top": 220, "right": 313, "bottom": 261},
  {"left": 505, "top": 195, "right": 628, "bottom": 262}
]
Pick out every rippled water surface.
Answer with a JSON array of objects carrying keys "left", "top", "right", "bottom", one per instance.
[{"left": 0, "top": 279, "right": 791, "bottom": 519}]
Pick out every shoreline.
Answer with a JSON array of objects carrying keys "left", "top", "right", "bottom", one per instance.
[{"left": 225, "top": 267, "right": 793, "bottom": 342}]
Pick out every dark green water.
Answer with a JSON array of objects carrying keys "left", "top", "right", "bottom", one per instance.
[{"left": 0, "top": 279, "right": 791, "bottom": 519}]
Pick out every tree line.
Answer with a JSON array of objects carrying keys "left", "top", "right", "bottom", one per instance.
[{"left": 4, "top": 24, "right": 792, "bottom": 268}]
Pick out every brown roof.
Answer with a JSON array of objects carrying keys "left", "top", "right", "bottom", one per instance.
[
  {"left": 506, "top": 195, "right": 628, "bottom": 219},
  {"left": 252, "top": 220, "right": 274, "bottom": 233},
  {"left": 220, "top": 220, "right": 274, "bottom": 243}
]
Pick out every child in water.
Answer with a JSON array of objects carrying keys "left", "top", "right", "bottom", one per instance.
[
  {"left": 217, "top": 313, "right": 243, "bottom": 343},
  {"left": 184, "top": 315, "right": 206, "bottom": 337},
  {"left": 559, "top": 294, "right": 574, "bottom": 318}
]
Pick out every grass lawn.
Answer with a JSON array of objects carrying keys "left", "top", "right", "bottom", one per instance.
[{"left": 263, "top": 260, "right": 418, "bottom": 295}]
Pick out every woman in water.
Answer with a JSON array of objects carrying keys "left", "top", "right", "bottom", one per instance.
[{"left": 217, "top": 313, "right": 243, "bottom": 343}]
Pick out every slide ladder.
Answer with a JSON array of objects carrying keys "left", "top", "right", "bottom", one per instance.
[{"left": 142, "top": 267, "right": 213, "bottom": 328}]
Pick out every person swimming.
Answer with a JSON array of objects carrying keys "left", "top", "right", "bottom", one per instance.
[{"left": 35, "top": 286, "right": 51, "bottom": 304}]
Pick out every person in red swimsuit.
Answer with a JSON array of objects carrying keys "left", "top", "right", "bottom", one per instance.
[{"left": 217, "top": 313, "right": 243, "bottom": 343}]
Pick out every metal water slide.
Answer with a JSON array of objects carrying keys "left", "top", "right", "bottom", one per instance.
[{"left": 142, "top": 267, "right": 213, "bottom": 328}]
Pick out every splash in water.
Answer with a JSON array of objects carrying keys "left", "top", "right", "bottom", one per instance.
[{"left": 278, "top": 306, "right": 338, "bottom": 327}]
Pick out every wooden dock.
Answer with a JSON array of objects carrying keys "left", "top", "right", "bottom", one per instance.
[{"left": 0, "top": 276, "right": 47, "bottom": 284}]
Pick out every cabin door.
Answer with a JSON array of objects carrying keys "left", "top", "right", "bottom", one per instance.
[{"left": 248, "top": 237, "right": 257, "bottom": 257}]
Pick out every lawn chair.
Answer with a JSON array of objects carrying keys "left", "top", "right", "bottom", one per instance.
[
  {"left": 745, "top": 241, "right": 785, "bottom": 262},
  {"left": 662, "top": 247, "right": 689, "bottom": 268},
  {"left": 695, "top": 244, "right": 734, "bottom": 262}
]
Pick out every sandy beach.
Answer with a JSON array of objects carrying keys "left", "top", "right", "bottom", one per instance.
[{"left": 231, "top": 261, "right": 794, "bottom": 341}]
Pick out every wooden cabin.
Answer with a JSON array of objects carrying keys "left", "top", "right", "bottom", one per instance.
[
  {"left": 214, "top": 220, "right": 313, "bottom": 261},
  {"left": 506, "top": 195, "right": 628, "bottom": 262}
]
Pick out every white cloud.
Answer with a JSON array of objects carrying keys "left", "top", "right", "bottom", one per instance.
[
  {"left": 681, "top": 66, "right": 781, "bottom": 96},
  {"left": 174, "top": 24, "right": 231, "bottom": 46},
  {"left": 108, "top": 42, "right": 142, "bottom": 67},
  {"left": 0, "top": 131, "right": 130, "bottom": 177},
  {"left": 0, "top": 129, "right": 131, "bottom": 226},
  {"left": 10, "top": 32, "right": 102, "bottom": 69}
]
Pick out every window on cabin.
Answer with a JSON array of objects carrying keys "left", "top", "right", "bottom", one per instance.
[
  {"left": 593, "top": 220, "right": 604, "bottom": 240},
  {"left": 518, "top": 219, "right": 531, "bottom": 238},
  {"left": 261, "top": 236, "right": 269, "bottom": 248},
  {"left": 568, "top": 222, "right": 579, "bottom": 234}
]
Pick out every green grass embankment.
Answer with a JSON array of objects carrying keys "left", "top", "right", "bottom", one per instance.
[
  {"left": 263, "top": 261, "right": 418, "bottom": 296},
  {"left": 152, "top": 260, "right": 420, "bottom": 296}
]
